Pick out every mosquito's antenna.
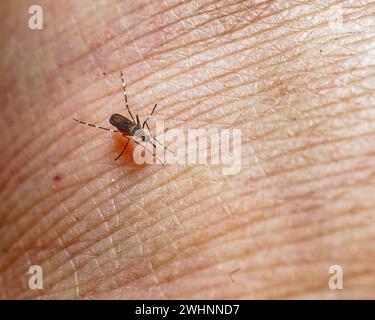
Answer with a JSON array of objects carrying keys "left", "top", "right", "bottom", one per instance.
[
  {"left": 115, "top": 138, "right": 130, "bottom": 161},
  {"left": 73, "top": 118, "right": 119, "bottom": 133},
  {"left": 144, "top": 121, "right": 174, "bottom": 154},
  {"left": 136, "top": 115, "right": 140, "bottom": 126},
  {"left": 142, "top": 104, "right": 157, "bottom": 129},
  {"left": 120, "top": 72, "right": 135, "bottom": 123},
  {"left": 153, "top": 136, "right": 174, "bottom": 154}
]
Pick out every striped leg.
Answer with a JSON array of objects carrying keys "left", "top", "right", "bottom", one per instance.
[
  {"left": 73, "top": 118, "right": 119, "bottom": 133},
  {"left": 120, "top": 72, "right": 135, "bottom": 123},
  {"left": 144, "top": 121, "right": 174, "bottom": 154},
  {"left": 142, "top": 103, "right": 157, "bottom": 129},
  {"left": 115, "top": 138, "right": 130, "bottom": 161}
]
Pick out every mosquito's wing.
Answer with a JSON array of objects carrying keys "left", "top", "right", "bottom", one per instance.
[{"left": 109, "top": 114, "right": 135, "bottom": 135}]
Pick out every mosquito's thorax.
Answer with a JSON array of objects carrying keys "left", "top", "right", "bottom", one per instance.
[{"left": 134, "top": 128, "right": 151, "bottom": 142}]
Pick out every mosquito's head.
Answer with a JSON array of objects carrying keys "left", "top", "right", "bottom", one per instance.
[{"left": 134, "top": 128, "right": 151, "bottom": 143}]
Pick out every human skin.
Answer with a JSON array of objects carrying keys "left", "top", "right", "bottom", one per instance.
[{"left": 1, "top": 0, "right": 375, "bottom": 299}]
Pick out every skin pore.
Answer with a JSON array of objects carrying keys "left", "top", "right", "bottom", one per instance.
[{"left": 1, "top": 0, "right": 375, "bottom": 299}]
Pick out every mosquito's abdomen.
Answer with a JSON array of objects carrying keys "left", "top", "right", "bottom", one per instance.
[{"left": 109, "top": 113, "right": 134, "bottom": 135}]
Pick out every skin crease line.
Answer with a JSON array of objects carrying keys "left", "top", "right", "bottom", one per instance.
[{"left": 0, "top": 0, "right": 375, "bottom": 300}]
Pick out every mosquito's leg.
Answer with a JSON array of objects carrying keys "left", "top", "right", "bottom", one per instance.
[
  {"left": 145, "top": 121, "right": 174, "bottom": 154},
  {"left": 120, "top": 72, "right": 135, "bottom": 123},
  {"left": 73, "top": 118, "right": 119, "bottom": 133},
  {"left": 132, "top": 140, "right": 165, "bottom": 165},
  {"left": 115, "top": 137, "right": 130, "bottom": 161},
  {"left": 145, "top": 122, "right": 159, "bottom": 146},
  {"left": 142, "top": 104, "right": 157, "bottom": 129}
]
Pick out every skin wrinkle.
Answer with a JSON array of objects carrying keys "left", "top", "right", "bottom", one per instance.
[
  {"left": 0, "top": 49, "right": 191, "bottom": 200},
  {"left": 2, "top": 124, "right": 374, "bottom": 290},
  {"left": 0, "top": 34, "right": 350, "bottom": 208},
  {"left": 0, "top": 75, "right": 104, "bottom": 183},
  {"left": 112, "top": 0, "right": 345, "bottom": 89},
  {"left": 2, "top": 117, "right": 374, "bottom": 280},
  {"left": 59, "top": 234, "right": 81, "bottom": 298},
  {"left": 13, "top": 160, "right": 368, "bottom": 284},
  {"left": 0, "top": 0, "right": 370, "bottom": 190},
  {"left": 160, "top": 37, "right": 359, "bottom": 113},
  {"left": 47, "top": 1, "right": 150, "bottom": 47},
  {"left": 1, "top": 111, "right": 163, "bottom": 219},
  {"left": 46, "top": 0, "right": 308, "bottom": 104},
  {"left": 9, "top": 211, "right": 332, "bottom": 298},
  {"left": 93, "top": 193, "right": 119, "bottom": 272},
  {"left": 0, "top": 55, "right": 370, "bottom": 210},
  {"left": 27, "top": 170, "right": 375, "bottom": 298},
  {"left": 0, "top": 14, "right": 137, "bottom": 175},
  {"left": 123, "top": 59, "right": 375, "bottom": 143},
  {"left": 0, "top": 165, "right": 195, "bottom": 283},
  {"left": 10, "top": 194, "right": 375, "bottom": 298},
  {"left": 175, "top": 245, "right": 368, "bottom": 299},
  {"left": 0, "top": 0, "right": 375, "bottom": 300},
  {"left": 1, "top": 157, "right": 189, "bottom": 256},
  {"left": 225, "top": 205, "right": 375, "bottom": 252},
  {"left": 64, "top": 0, "right": 267, "bottom": 72},
  {"left": 232, "top": 271, "right": 368, "bottom": 300},
  {"left": 18, "top": 178, "right": 229, "bottom": 298},
  {"left": 65, "top": 0, "right": 196, "bottom": 67},
  {"left": 27, "top": 181, "right": 197, "bottom": 292},
  {"left": 88, "top": 23, "right": 375, "bottom": 132},
  {"left": 115, "top": 3, "right": 312, "bottom": 94},
  {"left": 7, "top": 82, "right": 248, "bottom": 228},
  {"left": 29, "top": 208, "right": 375, "bottom": 299},
  {"left": 105, "top": 262, "right": 312, "bottom": 299},
  {"left": 17, "top": 162, "right": 374, "bottom": 298}
]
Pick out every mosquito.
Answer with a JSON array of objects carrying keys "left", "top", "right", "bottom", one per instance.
[{"left": 73, "top": 72, "right": 173, "bottom": 165}]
